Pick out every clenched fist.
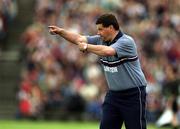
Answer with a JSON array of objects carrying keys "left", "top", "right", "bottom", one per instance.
[{"left": 78, "top": 42, "right": 88, "bottom": 52}]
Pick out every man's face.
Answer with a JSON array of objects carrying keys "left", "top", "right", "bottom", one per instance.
[{"left": 96, "top": 24, "right": 111, "bottom": 42}]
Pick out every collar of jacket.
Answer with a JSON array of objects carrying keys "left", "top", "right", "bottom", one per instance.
[{"left": 105, "top": 30, "right": 123, "bottom": 46}]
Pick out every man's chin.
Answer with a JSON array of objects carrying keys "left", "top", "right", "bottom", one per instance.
[{"left": 102, "top": 38, "right": 110, "bottom": 42}]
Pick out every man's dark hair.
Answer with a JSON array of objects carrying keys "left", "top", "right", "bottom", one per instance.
[{"left": 96, "top": 13, "right": 119, "bottom": 30}]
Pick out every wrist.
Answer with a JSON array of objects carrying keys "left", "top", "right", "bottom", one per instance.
[{"left": 58, "top": 28, "right": 64, "bottom": 35}]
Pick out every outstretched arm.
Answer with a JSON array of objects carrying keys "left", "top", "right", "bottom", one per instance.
[
  {"left": 48, "top": 25, "right": 116, "bottom": 57},
  {"left": 48, "top": 25, "right": 87, "bottom": 45}
]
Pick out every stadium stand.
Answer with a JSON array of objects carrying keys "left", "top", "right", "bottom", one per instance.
[{"left": 0, "top": 0, "right": 35, "bottom": 119}]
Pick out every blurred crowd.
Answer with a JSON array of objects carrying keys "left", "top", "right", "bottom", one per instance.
[
  {"left": 14, "top": 0, "right": 179, "bottom": 126},
  {"left": 0, "top": 0, "right": 17, "bottom": 50}
]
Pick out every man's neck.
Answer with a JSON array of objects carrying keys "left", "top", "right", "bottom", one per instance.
[{"left": 110, "top": 31, "right": 119, "bottom": 42}]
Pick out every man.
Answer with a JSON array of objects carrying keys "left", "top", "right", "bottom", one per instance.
[{"left": 48, "top": 13, "right": 147, "bottom": 129}]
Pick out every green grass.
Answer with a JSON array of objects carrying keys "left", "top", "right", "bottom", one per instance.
[{"left": 0, "top": 120, "right": 171, "bottom": 129}]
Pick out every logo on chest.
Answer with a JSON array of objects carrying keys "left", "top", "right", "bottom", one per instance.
[{"left": 103, "top": 66, "right": 118, "bottom": 73}]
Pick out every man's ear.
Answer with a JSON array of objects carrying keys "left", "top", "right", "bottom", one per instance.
[{"left": 109, "top": 25, "right": 114, "bottom": 30}]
